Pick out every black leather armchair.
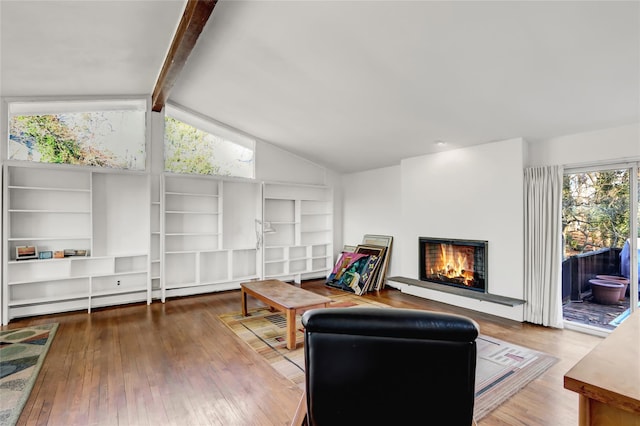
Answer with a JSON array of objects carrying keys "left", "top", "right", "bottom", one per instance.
[{"left": 292, "top": 307, "right": 479, "bottom": 426}]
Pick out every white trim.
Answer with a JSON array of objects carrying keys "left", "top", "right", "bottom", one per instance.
[
  {"left": 144, "top": 95, "right": 152, "bottom": 174},
  {"left": 563, "top": 320, "right": 612, "bottom": 338},
  {"left": 1, "top": 99, "right": 8, "bottom": 162},
  {"left": 564, "top": 158, "right": 640, "bottom": 173},
  {"left": 2, "top": 159, "right": 148, "bottom": 176},
  {"left": 8, "top": 98, "right": 146, "bottom": 115},
  {"left": 4, "top": 96, "right": 150, "bottom": 172},
  {"left": 562, "top": 161, "right": 640, "bottom": 327},
  {"left": 630, "top": 163, "right": 638, "bottom": 314}
]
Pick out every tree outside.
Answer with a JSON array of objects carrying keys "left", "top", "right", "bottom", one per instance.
[
  {"left": 164, "top": 117, "right": 220, "bottom": 175},
  {"left": 562, "top": 169, "right": 630, "bottom": 257},
  {"left": 9, "top": 112, "right": 141, "bottom": 169},
  {"left": 164, "top": 116, "right": 254, "bottom": 178}
]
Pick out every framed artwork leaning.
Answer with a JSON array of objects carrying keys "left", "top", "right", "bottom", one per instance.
[
  {"left": 342, "top": 245, "right": 357, "bottom": 253},
  {"left": 354, "top": 244, "right": 386, "bottom": 293},
  {"left": 328, "top": 235, "right": 394, "bottom": 294},
  {"left": 326, "top": 252, "right": 370, "bottom": 293},
  {"left": 362, "top": 234, "right": 393, "bottom": 248},
  {"left": 361, "top": 234, "right": 393, "bottom": 290},
  {"left": 355, "top": 244, "right": 386, "bottom": 258}
]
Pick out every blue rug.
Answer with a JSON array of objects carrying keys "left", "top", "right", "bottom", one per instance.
[{"left": 0, "top": 323, "right": 58, "bottom": 426}]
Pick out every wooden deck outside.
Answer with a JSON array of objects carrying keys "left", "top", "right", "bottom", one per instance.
[{"left": 563, "top": 295, "right": 631, "bottom": 331}]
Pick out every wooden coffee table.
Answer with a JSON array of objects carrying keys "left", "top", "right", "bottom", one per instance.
[{"left": 241, "top": 279, "right": 332, "bottom": 350}]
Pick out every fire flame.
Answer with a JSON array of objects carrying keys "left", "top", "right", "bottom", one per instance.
[{"left": 429, "top": 243, "right": 475, "bottom": 286}]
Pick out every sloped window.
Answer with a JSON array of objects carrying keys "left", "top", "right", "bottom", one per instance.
[
  {"left": 164, "top": 104, "right": 255, "bottom": 178},
  {"left": 8, "top": 99, "right": 146, "bottom": 170}
]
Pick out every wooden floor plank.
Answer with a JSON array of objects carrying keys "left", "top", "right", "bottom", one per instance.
[{"left": 3, "top": 279, "right": 603, "bottom": 425}]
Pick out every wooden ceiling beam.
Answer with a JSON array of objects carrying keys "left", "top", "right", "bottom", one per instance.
[{"left": 152, "top": 0, "right": 217, "bottom": 112}]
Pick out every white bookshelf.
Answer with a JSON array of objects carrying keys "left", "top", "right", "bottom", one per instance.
[
  {"left": 262, "top": 182, "right": 333, "bottom": 283},
  {"left": 150, "top": 174, "right": 162, "bottom": 299},
  {"left": 2, "top": 164, "right": 151, "bottom": 324},
  {"left": 161, "top": 174, "right": 260, "bottom": 300},
  {"left": 1, "top": 164, "right": 333, "bottom": 324}
]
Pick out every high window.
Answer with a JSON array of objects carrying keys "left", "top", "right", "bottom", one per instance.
[
  {"left": 164, "top": 104, "right": 255, "bottom": 179},
  {"left": 7, "top": 99, "right": 146, "bottom": 170}
]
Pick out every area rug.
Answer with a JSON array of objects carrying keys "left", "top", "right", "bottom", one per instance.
[
  {"left": 0, "top": 323, "right": 58, "bottom": 426},
  {"left": 219, "top": 293, "right": 557, "bottom": 421}
]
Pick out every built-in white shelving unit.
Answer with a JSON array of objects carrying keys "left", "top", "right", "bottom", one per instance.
[
  {"left": 262, "top": 182, "right": 333, "bottom": 283},
  {"left": 2, "top": 164, "right": 150, "bottom": 324},
  {"left": 161, "top": 174, "right": 260, "bottom": 300},
  {"left": 150, "top": 175, "right": 162, "bottom": 300},
  {"left": 1, "top": 164, "right": 334, "bottom": 324}
]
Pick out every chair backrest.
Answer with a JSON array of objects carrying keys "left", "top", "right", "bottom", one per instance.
[{"left": 301, "top": 307, "right": 479, "bottom": 426}]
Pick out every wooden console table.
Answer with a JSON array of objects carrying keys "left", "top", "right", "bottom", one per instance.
[
  {"left": 564, "top": 309, "right": 640, "bottom": 425},
  {"left": 241, "top": 279, "right": 331, "bottom": 350}
]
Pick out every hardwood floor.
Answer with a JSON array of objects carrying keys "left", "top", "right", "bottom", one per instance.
[{"left": 4, "top": 280, "right": 603, "bottom": 425}]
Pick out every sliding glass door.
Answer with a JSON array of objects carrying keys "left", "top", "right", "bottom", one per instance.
[{"left": 561, "top": 163, "right": 638, "bottom": 333}]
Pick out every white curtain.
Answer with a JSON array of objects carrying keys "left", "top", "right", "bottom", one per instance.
[{"left": 524, "top": 165, "right": 564, "bottom": 328}]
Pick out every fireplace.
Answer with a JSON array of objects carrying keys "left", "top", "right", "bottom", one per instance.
[{"left": 419, "top": 237, "right": 488, "bottom": 293}]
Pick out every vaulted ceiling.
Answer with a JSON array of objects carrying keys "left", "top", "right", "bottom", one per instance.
[{"left": 1, "top": 0, "right": 638, "bottom": 173}]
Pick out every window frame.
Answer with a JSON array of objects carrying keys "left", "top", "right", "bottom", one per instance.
[
  {"left": 3, "top": 96, "right": 150, "bottom": 173},
  {"left": 164, "top": 103, "right": 256, "bottom": 179},
  {"left": 562, "top": 161, "right": 640, "bottom": 329}
]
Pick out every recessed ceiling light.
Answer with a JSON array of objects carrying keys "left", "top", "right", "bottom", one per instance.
[{"left": 435, "top": 140, "right": 447, "bottom": 146}]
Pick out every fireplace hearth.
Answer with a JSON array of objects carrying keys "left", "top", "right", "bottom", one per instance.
[{"left": 419, "top": 237, "right": 487, "bottom": 293}]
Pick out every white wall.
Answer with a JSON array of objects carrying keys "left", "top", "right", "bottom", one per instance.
[
  {"left": 150, "top": 111, "right": 165, "bottom": 174},
  {"left": 341, "top": 138, "right": 526, "bottom": 320},
  {"left": 401, "top": 138, "right": 525, "bottom": 298},
  {"left": 400, "top": 139, "right": 525, "bottom": 321},
  {"left": 527, "top": 123, "right": 640, "bottom": 167},
  {"left": 340, "top": 124, "right": 640, "bottom": 322},
  {"left": 341, "top": 165, "right": 402, "bottom": 277},
  {"left": 325, "top": 169, "right": 344, "bottom": 264},
  {"left": 256, "top": 141, "right": 326, "bottom": 185}
]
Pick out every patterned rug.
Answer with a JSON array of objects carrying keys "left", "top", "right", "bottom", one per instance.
[
  {"left": 219, "top": 293, "right": 557, "bottom": 421},
  {"left": 0, "top": 323, "right": 58, "bottom": 426}
]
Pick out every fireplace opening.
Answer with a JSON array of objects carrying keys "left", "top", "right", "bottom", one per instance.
[{"left": 419, "top": 237, "right": 487, "bottom": 293}]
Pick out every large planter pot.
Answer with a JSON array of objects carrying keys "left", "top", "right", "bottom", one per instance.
[
  {"left": 595, "top": 275, "right": 630, "bottom": 300},
  {"left": 589, "top": 279, "right": 624, "bottom": 305}
]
